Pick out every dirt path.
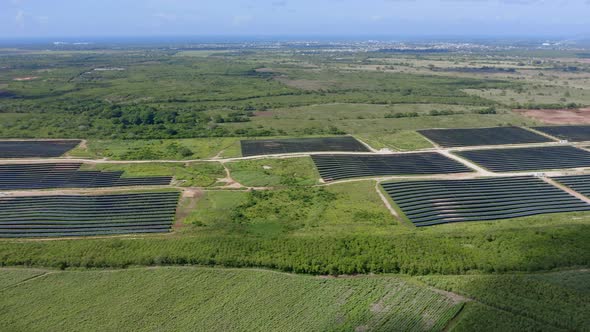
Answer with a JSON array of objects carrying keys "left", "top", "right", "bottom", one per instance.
[
  {"left": 374, "top": 181, "right": 400, "bottom": 219},
  {"left": 438, "top": 150, "right": 492, "bottom": 176},
  {"left": 174, "top": 188, "right": 204, "bottom": 227},
  {"left": 541, "top": 177, "right": 590, "bottom": 204}
]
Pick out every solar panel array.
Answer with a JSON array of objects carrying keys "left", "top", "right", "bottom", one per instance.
[
  {"left": 0, "top": 163, "right": 172, "bottom": 190},
  {"left": 240, "top": 136, "right": 370, "bottom": 157},
  {"left": 533, "top": 126, "right": 590, "bottom": 142},
  {"left": 418, "top": 127, "right": 552, "bottom": 148},
  {"left": 0, "top": 192, "right": 180, "bottom": 238},
  {"left": 311, "top": 153, "right": 472, "bottom": 181},
  {"left": 381, "top": 176, "right": 590, "bottom": 227},
  {"left": 0, "top": 140, "right": 81, "bottom": 158},
  {"left": 456, "top": 146, "right": 590, "bottom": 172},
  {"left": 552, "top": 175, "right": 590, "bottom": 198}
]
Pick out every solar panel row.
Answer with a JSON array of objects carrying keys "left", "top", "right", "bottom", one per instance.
[
  {"left": 0, "top": 140, "right": 81, "bottom": 158},
  {"left": 381, "top": 177, "right": 590, "bottom": 227},
  {"left": 311, "top": 153, "right": 472, "bottom": 181},
  {"left": 456, "top": 146, "right": 590, "bottom": 172},
  {"left": 418, "top": 127, "right": 552, "bottom": 148},
  {"left": 0, "top": 192, "right": 180, "bottom": 238},
  {"left": 0, "top": 163, "right": 172, "bottom": 190}
]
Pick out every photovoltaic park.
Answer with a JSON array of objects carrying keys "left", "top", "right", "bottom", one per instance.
[
  {"left": 311, "top": 152, "right": 472, "bottom": 181},
  {"left": 0, "top": 140, "right": 81, "bottom": 158},
  {"left": 418, "top": 126, "right": 553, "bottom": 147},
  {"left": 533, "top": 125, "right": 590, "bottom": 142},
  {"left": 240, "top": 136, "right": 370, "bottom": 157},
  {"left": 0, "top": 192, "right": 180, "bottom": 238},
  {"left": 553, "top": 175, "right": 590, "bottom": 197},
  {"left": 0, "top": 163, "right": 172, "bottom": 190},
  {"left": 456, "top": 146, "right": 590, "bottom": 172},
  {"left": 381, "top": 177, "right": 590, "bottom": 226}
]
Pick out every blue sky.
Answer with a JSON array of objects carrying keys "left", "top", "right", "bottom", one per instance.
[{"left": 1, "top": 0, "right": 589, "bottom": 38}]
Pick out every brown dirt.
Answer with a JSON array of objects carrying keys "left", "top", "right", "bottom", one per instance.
[
  {"left": 514, "top": 108, "right": 590, "bottom": 125},
  {"left": 254, "top": 67, "right": 275, "bottom": 73},
  {"left": 13, "top": 76, "right": 39, "bottom": 81}
]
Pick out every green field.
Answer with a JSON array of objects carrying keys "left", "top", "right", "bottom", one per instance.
[
  {"left": 1, "top": 267, "right": 587, "bottom": 332},
  {"left": 70, "top": 138, "right": 242, "bottom": 160},
  {"left": 226, "top": 157, "right": 320, "bottom": 187}
]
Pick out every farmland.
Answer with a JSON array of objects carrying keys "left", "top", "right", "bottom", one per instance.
[{"left": 1, "top": 42, "right": 590, "bottom": 331}]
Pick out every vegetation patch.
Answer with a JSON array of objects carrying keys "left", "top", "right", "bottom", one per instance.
[{"left": 226, "top": 157, "right": 319, "bottom": 187}]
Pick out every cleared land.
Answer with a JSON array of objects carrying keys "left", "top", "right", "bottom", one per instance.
[
  {"left": 0, "top": 163, "right": 171, "bottom": 190},
  {"left": 515, "top": 108, "right": 590, "bottom": 125},
  {"left": 382, "top": 177, "right": 590, "bottom": 226},
  {"left": 456, "top": 146, "right": 590, "bottom": 172},
  {"left": 417, "top": 126, "right": 552, "bottom": 148},
  {"left": 240, "top": 136, "right": 370, "bottom": 157},
  {"left": 533, "top": 125, "right": 590, "bottom": 142},
  {"left": 0, "top": 192, "right": 180, "bottom": 238},
  {"left": 311, "top": 153, "right": 473, "bottom": 181},
  {"left": 0, "top": 140, "right": 80, "bottom": 158}
]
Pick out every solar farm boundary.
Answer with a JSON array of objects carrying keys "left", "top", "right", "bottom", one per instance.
[{"left": 350, "top": 135, "right": 379, "bottom": 153}]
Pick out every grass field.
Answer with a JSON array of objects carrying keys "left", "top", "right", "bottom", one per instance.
[
  {"left": 419, "top": 270, "right": 590, "bottom": 331},
  {"left": 70, "top": 138, "right": 242, "bottom": 160},
  {"left": 1, "top": 267, "right": 586, "bottom": 332},
  {"left": 0, "top": 267, "right": 463, "bottom": 332},
  {"left": 226, "top": 157, "right": 320, "bottom": 187}
]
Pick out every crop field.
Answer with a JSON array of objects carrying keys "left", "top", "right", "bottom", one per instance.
[
  {"left": 0, "top": 192, "right": 180, "bottom": 238},
  {"left": 533, "top": 125, "right": 590, "bottom": 142},
  {"left": 311, "top": 153, "right": 473, "bottom": 181},
  {"left": 381, "top": 176, "right": 590, "bottom": 226},
  {"left": 0, "top": 140, "right": 81, "bottom": 158},
  {"left": 456, "top": 146, "right": 590, "bottom": 172},
  {"left": 0, "top": 163, "right": 172, "bottom": 190},
  {"left": 0, "top": 267, "right": 464, "bottom": 332},
  {"left": 419, "top": 270, "right": 590, "bottom": 331},
  {"left": 553, "top": 175, "right": 590, "bottom": 198},
  {"left": 417, "top": 126, "right": 553, "bottom": 148},
  {"left": 240, "top": 136, "right": 370, "bottom": 156}
]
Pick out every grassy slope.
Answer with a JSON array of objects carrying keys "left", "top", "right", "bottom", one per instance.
[{"left": 0, "top": 267, "right": 462, "bottom": 332}]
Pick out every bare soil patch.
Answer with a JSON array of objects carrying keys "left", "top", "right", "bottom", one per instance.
[
  {"left": 514, "top": 108, "right": 590, "bottom": 125},
  {"left": 254, "top": 67, "right": 276, "bottom": 73},
  {"left": 13, "top": 76, "right": 39, "bottom": 81}
]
